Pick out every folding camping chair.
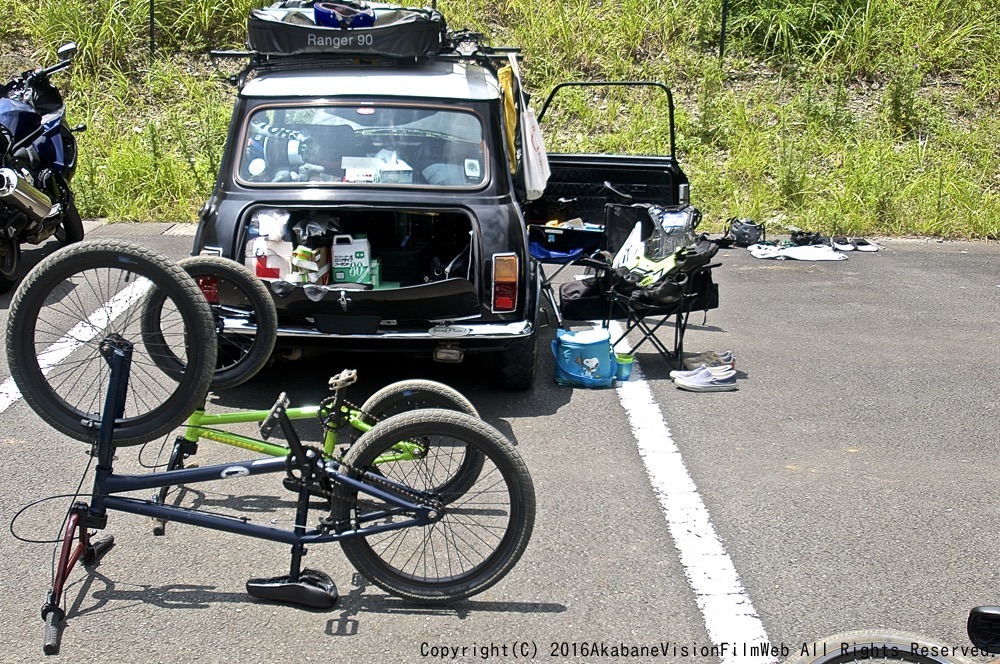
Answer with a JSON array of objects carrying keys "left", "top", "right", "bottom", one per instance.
[
  {"left": 561, "top": 202, "right": 720, "bottom": 369},
  {"left": 528, "top": 223, "right": 603, "bottom": 328}
]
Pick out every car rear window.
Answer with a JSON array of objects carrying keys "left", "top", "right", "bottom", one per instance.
[{"left": 237, "top": 103, "right": 487, "bottom": 188}]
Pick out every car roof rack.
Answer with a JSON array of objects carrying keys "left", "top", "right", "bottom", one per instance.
[{"left": 213, "top": 26, "right": 520, "bottom": 89}]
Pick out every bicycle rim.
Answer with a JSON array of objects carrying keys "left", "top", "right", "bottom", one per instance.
[
  {"left": 141, "top": 255, "right": 277, "bottom": 391},
  {"left": 335, "top": 409, "right": 535, "bottom": 603},
  {"left": 6, "top": 240, "right": 216, "bottom": 446}
]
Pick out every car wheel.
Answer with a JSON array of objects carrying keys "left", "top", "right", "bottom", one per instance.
[{"left": 493, "top": 331, "right": 537, "bottom": 390}]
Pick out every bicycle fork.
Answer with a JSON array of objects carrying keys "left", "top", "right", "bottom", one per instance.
[{"left": 41, "top": 337, "right": 126, "bottom": 654}]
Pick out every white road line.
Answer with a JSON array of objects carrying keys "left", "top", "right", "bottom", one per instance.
[
  {"left": 611, "top": 323, "right": 775, "bottom": 663},
  {"left": 0, "top": 277, "right": 151, "bottom": 415},
  {"left": 0, "top": 376, "right": 21, "bottom": 413}
]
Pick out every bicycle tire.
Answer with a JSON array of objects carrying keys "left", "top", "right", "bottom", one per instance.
[
  {"left": 5, "top": 239, "right": 216, "bottom": 447},
  {"left": 360, "top": 379, "right": 480, "bottom": 420},
  {"left": 141, "top": 255, "right": 277, "bottom": 391},
  {"left": 785, "top": 631, "right": 976, "bottom": 664},
  {"left": 360, "top": 379, "right": 484, "bottom": 497},
  {"left": 335, "top": 409, "right": 534, "bottom": 604}
]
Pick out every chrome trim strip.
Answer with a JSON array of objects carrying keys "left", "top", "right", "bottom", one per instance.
[
  {"left": 220, "top": 316, "right": 532, "bottom": 340},
  {"left": 274, "top": 320, "right": 533, "bottom": 340}
]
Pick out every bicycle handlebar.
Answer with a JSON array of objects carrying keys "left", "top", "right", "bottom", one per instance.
[{"left": 42, "top": 606, "right": 63, "bottom": 655}]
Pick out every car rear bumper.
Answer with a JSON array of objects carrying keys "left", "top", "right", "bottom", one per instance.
[
  {"left": 222, "top": 314, "right": 533, "bottom": 349},
  {"left": 274, "top": 319, "right": 533, "bottom": 341}
]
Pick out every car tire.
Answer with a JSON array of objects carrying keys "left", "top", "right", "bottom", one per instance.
[{"left": 493, "top": 331, "right": 536, "bottom": 390}]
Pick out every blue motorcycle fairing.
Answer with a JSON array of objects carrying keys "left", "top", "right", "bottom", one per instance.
[
  {"left": 37, "top": 115, "right": 70, "bottom": 173},
  {"left": 0, "top": 97, "right": 42, "bottom": 142},
  {"left": 0, "top": 98, "right": 70, "bottom": 174}
]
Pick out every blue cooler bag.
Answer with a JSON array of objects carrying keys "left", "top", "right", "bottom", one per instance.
[{"left": 551, "top": 327, "right": 617, "bottom": 388}]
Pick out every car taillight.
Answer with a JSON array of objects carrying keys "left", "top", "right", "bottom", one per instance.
[
  {"left": 197, "top": 275, "right": 219, "bottom": 304},
  {"left": 492, "top": 253, "right": 518, "bottom": 312}
]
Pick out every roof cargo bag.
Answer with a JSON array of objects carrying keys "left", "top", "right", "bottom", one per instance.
[{"left": 248, "top": 1, "right": 447, "bottom": 59}]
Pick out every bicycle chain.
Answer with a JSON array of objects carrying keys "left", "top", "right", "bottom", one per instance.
[
  {"left": 282, "top": 432, "right": 444, "bottom": 535},
  {"left": 318, "top": 397, "right": 376, "bottom": 451},
  {"left": 318, "top": 398, "right": 373, "bottom": 433},
  {"left": 317, "top": 454, "right": 445, "bottom": 534},
  {"left": 309, "top": 399, "right": 449, "bottom": 532}
]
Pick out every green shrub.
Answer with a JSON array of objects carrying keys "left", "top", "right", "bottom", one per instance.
[{"left": 2, "top": 0, "right": 994, "bottom": 236}]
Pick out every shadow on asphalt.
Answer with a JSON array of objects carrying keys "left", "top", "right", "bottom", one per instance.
[
  {"left": 325, "top": 573, "right": 566, "bottom": 638},
  {"left": 64, "top": 565, "right": 566, "bottom": 632}
]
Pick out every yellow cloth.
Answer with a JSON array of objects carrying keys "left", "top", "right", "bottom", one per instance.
[{"left": 497, "top": 64, "right": 518, "bottom": 174}]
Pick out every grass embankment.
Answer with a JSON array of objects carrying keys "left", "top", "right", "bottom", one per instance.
[{"left": 1, "top": 0, "right": 997, "bottom": 238}]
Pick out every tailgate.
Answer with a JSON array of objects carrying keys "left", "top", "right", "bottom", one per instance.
[{"left": 526, "top": 80, "right": 690, "bottom": 226}]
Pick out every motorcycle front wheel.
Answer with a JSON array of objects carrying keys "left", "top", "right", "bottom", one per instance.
[{"left": 54, "top": 201, "right": 85, "bottom": 246}]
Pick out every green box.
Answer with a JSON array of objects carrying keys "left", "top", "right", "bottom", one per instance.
[{"left": 331, "top": 234, "right": 371, "bottom": 284}]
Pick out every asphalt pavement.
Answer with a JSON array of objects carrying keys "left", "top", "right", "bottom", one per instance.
[{"left": 0, "top": 224, "right": 997, "bottom": 663}]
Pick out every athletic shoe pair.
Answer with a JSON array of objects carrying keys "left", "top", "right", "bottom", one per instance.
[
  {"left": 832, "top": 237, "right": 879, "bottom": 252},
  {"left": 670, "top": 363, "right": 733, "bottom": 380},
  {"left": 682, "top": 350, "right": 734, "bottom": 371},
  {"left": 670, "top": 365, "right": 737, "bottom": 392}
]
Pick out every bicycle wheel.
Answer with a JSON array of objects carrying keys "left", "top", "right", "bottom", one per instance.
[
  {"left": 6, "top": 239, "right": 216, "bottom": 447},
  {"left": 360, "top": 379, "right": 484, "bottom": 497},
  {"left": 360, "top": 379, "right": 480, "bottom": 419},
  {"left": 334, "top": 409, "right": 534, "bottom": 604},
  {"left": 141, "top": 255, "right": 277, "bottom": 391},
  {"left": 785, "top": 631, "right": 975, "bottom": 664}
]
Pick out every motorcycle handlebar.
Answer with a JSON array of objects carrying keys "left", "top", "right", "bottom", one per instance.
[
  {"left": 38, "top": 58, "right": 72, "bottom": 79},
  {"left": 4, "top": 59, "right": 71, "bottom": 103}
]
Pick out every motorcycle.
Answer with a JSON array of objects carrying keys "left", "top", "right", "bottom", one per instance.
[{"left": 0, "top": 42, "right": 86, "bottom": 293}]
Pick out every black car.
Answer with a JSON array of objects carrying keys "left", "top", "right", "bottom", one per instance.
[{"left": 194, "top": 15, "right": 694, "bottom": 390}]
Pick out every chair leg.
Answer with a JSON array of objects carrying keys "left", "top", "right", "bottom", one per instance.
[
  {"left": 616, "top": 303, "right": 696, "bottom": 370},
  {"left": 541, "top": 284, "right": 564, "bottom": 328},
  {"left": 613, "top": 313, "right": 671, "bottom": 363},
  {"left": 634, "top": 316, "right": 678, "bottom": 364}
]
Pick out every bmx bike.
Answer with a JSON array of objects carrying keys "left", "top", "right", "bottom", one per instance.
[{"left": 5, "top": 240, "right": 535, "bottom": 655}]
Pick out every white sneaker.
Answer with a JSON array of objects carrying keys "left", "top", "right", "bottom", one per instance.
[
  {"left": 673, "top": 367, "right": 737, "bottom": 392},
  {"left": 670, "top": 363, "right": 735, "bottom": 380}
]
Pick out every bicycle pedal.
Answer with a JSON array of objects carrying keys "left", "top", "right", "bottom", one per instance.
[
  {"left": 328, "top": 369, "right": 357, "bottom": 391},
  {"left": 246, "top": 572, "right": 338, "bottom": 610}
]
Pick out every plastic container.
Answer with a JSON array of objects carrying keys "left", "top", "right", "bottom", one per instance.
[{"left": 615, "top": 353, "right": 634, "bottom": 381}]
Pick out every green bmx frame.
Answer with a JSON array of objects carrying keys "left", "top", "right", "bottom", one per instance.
[{"left": 153, "top": 370, "right": 481, "bottom": 535}]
